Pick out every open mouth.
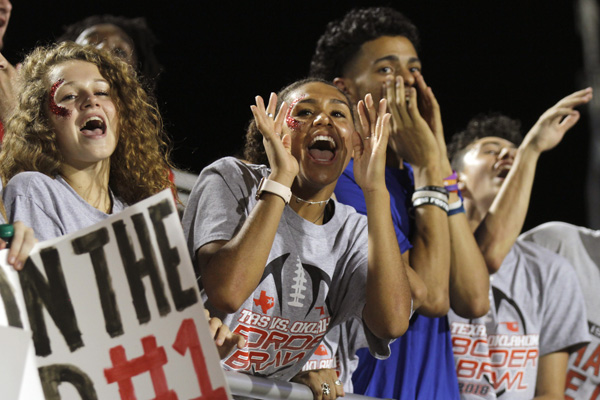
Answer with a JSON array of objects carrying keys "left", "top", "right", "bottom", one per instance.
[
  {"left": 80, "top": 116, "right": 106, "bottom": 137},
  {"left": 496, "top": 165, "right": 511, "bottom": 179},
  {"left": 308, "top": 135, "right": 337, "bottom": 162}
]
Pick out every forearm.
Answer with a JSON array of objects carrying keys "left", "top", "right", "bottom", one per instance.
[
  {"left": 533, "top": 352, "right": 568, "bottom": 400},
  {"left": 447, "top": 200, "right": 490, "bottom": 318},
  {"left": 363, "top": 188, "right": 411, "bottom": 339},
  {"left": 199, "top": 192, "right": 286, "bottom": 312},
  {"left": 404, "top": 256, "right": 427, "bottom": 311},
  {"left": 409, "top": 162, "right": 451, "bottom": 316},
  {"left": 475, "top": 144, "right": 540, "bottom": 273}
]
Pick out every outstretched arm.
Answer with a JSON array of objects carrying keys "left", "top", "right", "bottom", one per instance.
[
  {"left": 385, "top": 75, "right": 450, "bottom": 316},
  {"left": 353, "top": 95, "right": 411, "bottom": 338},
  {"left": 197, "top": 94, "right": 297, "bottom": 313},
  {"left": 474, "top": 88, "right": 593, "bottom": 273},
  {"left": 416, "top": 72, "right": 489, "bottom": 318}
]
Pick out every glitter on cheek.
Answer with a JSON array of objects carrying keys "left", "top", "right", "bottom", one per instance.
[
  {"left": 285, "top": 95, "right": 305, "bottom": 131},
  {"left": 49, "top": 79, "right": 71, "bottom": 118}
]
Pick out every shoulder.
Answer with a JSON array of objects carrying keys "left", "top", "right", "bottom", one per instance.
[
  {"left": 201, "top": 157, "right": 268, "bottom": 179},
  {"left": 521, "top": 221, "right": 585, "bottom": 242},
  {"left": 4, "top": 171, "right": 60, "bottom": 198},
  {"left": 330, "top": 200, "right": 368, "bottom": 237},
  {"left": 511, "top": 239, "right": 575, "bottom": 278},
  {"left": 6, "top": 171, "right": 56, "bottom": 186},
  {"left": 194, "top": 157, "right": 269, "bottom": 199}
]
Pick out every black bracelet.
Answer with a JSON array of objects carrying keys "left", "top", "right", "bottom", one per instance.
[{"left": 414, "top": 186, "right": 449, "bottom": 196}]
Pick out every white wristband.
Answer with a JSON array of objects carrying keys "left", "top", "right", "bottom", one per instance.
[
  {"left": 448, "top": 199, "right": 463, "bottom": 211},
  {"left": 255, "top": 177, "right": 292, "bottom": 204},
  {"left": 412, "top": 190, "right": 449, "bottom": 203}
]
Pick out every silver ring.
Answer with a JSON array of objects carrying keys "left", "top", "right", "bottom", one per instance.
[
  {"left": 334, "top": 379, "right": 343, "bottom": 386},
  {"left": 322, "top": 382, "right": 330, "bottom": 395},
  {"left": 266, "top": 112, "right": 274, "bottom": 118},
  {"left": 363, "top": 136, "right": 371, "bottom": 140}
]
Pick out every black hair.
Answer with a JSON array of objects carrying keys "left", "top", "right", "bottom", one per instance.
[
  {"left": 310, "top": 7, "right": 420, "bottom": 81},
  {"left": 447, "top": 113, "right": 524, "bottom": 171}
]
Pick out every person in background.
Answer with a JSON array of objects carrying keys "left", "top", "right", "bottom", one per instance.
[
  {"left": 520, "top": 223, "right": 600, "bottom": 399},
  {"left": 446, "top": 92, "right": 591, "bottom": 398},
  {"left": 58, "top": 14, "right": 162, "bottom": 92},
  {"left": 183, "top": 77, "right": 412, "bottom": 399},
  {"left": 0, "top": 42, "right": 174, "bottom": 241},
  {"left": 305, "top": 7, "right": 489, "bottom": 398}
]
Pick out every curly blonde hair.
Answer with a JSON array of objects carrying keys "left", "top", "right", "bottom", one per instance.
[{"left": 0, "top": 41, "right": 175, "bottom": 205}]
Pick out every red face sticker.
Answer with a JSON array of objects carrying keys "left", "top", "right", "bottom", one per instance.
[
  {"left": 285, "top": 95, "right": 305, "bottom": 131},
  {"left": 49, "top": 79, "right": 71, "bottom": 118}
]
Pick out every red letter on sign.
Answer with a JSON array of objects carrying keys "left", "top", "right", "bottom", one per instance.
[
  {"left": 172, "top": 318, "right": 228, "bottom": 400},
  {"left": 104, "top": 336, "right": 176, "bottom": 400}
]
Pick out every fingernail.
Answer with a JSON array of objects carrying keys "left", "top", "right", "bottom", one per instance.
[
  {"left": 8, "top": 256, "right": 15, "bottom": 264},
  {"left": 14, "top": 261, "right": 22, "bottom": 270}
]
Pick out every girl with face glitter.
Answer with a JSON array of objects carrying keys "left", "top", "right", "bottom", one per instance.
[
  {"left": 182, "top": 78, "right": 413, "bottom": 399},
  {"left": 0, "top": 41, "right": 175, "bottom": 242}
]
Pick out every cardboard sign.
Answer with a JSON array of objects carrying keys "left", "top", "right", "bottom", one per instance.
[{"left": 0, "top": 189, "right": 231, "bottom": 400}]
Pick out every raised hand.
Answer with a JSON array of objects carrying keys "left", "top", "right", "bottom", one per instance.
[
  {"left": 383, "top": 76, "right": 440, "bottom": 169},
  {"left": 250, "top": 93, "right": 298, "bottom": 186},
  {"left": 414, "top": 72, "right": 453, "bottom": 176},
  {"left": 522, "top": 87, "right": 593, "bottom": 153},
  {"left": 352, "top": 94, "right": 391, "bottom": 193}
]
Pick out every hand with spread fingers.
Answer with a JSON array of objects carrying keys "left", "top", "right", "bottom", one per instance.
[
  {"left": 291, "top": 368, "right": 345, "bottom": 400},
  {"left": 1, "top": 221, "right": 37, "bottom": 271},
  {"left": 204, "top": 309, "right": 246, "bottom": 360},
  {"left": 522, "top": 87, "right": 593, "bottom": 154},
  {"left": 414, "top": 71, "right": 453, "bottom": 176},
  {"left": 0, "top": 51, "right": 18, "bottom": 124},
  {"left": 250, "top": 93, "right": 297, "bottom": 187},
  {"left": 352, "top": 93, "right": 391, "bottom": 193},
  {"left": 383, "top": 75, "right": 440, "bottom": 169}
]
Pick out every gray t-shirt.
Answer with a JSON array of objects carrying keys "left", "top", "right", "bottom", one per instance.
[
  {"left": 3, "top": 171, "right": 127, "bottom": 241},
  {"left": 448, "top": 239, "right": 589, "bottom": 399},
  {"left": 521, "top": 222, "right": 600, "bottom": 399},
  {"left": 181, "top": 157, "right": 391, "bottom": 381},
  {"left": 301, "top": 317, "right": 363, "bottom": 392}
]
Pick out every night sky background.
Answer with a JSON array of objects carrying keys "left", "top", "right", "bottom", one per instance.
[{"left": 3, "top": 0, "right": 593, "bottom": 231}]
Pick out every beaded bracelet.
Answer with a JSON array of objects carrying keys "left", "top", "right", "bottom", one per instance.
[{"left": 443, "top": 171, "right": 459, "bottom": 192}]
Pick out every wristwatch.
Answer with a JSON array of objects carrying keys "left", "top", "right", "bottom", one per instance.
[{"left": 255, "top": 177, "right": 292, "bottom": 204}]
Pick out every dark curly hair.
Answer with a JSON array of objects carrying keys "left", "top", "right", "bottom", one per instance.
[
  {"left": 310, "top": 7, "right": 420, "bottom": 81},
  {"left": 0, "top": 41, "right": 175, "bottom": 205},
  {"left": 58, "top": 15, "right": 162, "bottom": 91},
  {"left": 243, "top": 78, "right": 353, "bottom": 166},
  {"left": 447, "top": 113, "right": 524, "bottom": 172}
]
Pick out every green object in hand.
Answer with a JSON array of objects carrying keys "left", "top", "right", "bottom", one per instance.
[{"left": 0, "top": 224, "right": 14, "bottom": 248}]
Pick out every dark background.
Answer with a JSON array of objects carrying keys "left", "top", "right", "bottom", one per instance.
[{"left": 4, "top": 0, "right": 592, "bottom": 231}]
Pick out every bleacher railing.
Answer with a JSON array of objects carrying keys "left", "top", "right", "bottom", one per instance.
[{"left": 225, "top": 371, "right": 384, "bottom": 400}]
